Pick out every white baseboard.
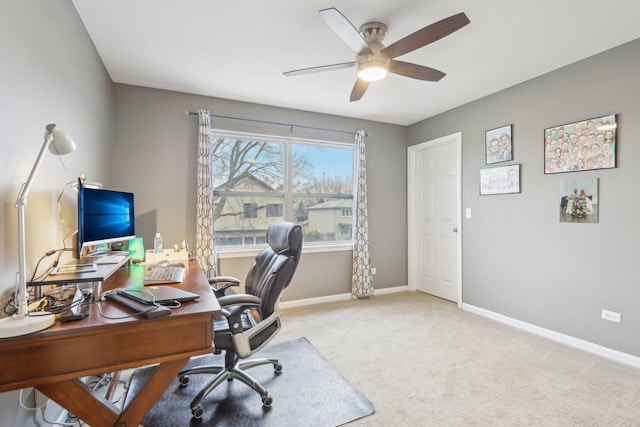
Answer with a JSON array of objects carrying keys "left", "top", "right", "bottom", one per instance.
[
  {"left": 279, "top": 285, "right": 409, "bottom": 309},
  {"left": 462, "top": 303, "right": 640, "bottom": 369}
]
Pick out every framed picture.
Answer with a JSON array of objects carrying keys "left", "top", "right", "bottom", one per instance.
[
  {"left": 544, "top": 114, "right": 616, "bottom": 174},
  {"left": 559, "top": 178, "right": 598, "bottom": 223},
  {"left": 485, "top": 124, "right": 512, "bottom": 164},
  {"left": 480, "top": 164, "right": 520, "bottom": 195}
]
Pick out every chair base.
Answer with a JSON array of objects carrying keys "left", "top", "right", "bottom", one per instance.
[{"left": 178, "top": 353, "right": 283, "bottom": 419}]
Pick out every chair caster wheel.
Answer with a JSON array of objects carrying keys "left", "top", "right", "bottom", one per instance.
[
  {"left": 274, "top": 364, "right": 283, "bottom": 374},
  {"left": 191, "top": 404, "right": 203, "bottom": 419},
  {"left": 262, "top": 394, "right": 273, "bottom": 408},
  {"left": 179, "top": 375, "right": 189, "bottom": 387}
]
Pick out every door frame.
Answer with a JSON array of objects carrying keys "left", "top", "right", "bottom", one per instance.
[{"left": 407, "top": 132, "right": 463, "bottom": 306}]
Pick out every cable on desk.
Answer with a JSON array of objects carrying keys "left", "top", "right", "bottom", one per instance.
[
  {"left": 3, "top": 293, "right": 17, "bottom": 315},
  {"left": 29, "top": 247, "right": 71, "bottom": 283},
  {"left": 36, "top": 285, "right": 83, "bottom": 315},
  {"left": 162, "top": 300, "right": 182, "bottom": 309}
]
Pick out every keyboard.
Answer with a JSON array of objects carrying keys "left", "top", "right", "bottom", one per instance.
[{"left": 143, "top": 266, "right": 185, "bottom": 284}]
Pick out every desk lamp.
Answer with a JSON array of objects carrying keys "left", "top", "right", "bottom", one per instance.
[{"left": 0, "top": 124, "right": 76, "bottom": 338}]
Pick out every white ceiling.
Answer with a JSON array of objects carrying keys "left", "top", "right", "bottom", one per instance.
[{"left": 72, "top": 0, "right": 640, "bottom": 126}]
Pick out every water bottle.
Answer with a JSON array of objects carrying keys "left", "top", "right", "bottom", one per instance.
[{"left": 154, "top": 232, "right": 163, "bottom": 253}]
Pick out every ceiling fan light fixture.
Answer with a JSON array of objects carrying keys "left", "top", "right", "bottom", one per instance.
[{"left": 357, "top": 61, "right": 388, "bottom": 82}]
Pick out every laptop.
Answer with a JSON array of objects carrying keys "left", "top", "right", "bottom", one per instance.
[{"left": 117, "top": 286, "right": 200, "bottom": 305}]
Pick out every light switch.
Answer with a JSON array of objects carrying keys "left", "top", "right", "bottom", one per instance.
[{"left": 465, "top": 208, "right": 472, "bottom": 219}]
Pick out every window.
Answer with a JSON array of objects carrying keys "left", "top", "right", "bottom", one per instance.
[
  {"left": 211, "top": 132, "right": 354, "bottom": 248},
  {"left": 243, "top": 203, "right": 258, "bottom": 218},
  {"left": 266, "top": 203, "right": 283, "bottom": 217}
]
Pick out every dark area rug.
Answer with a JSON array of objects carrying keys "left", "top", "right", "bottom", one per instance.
[{"left": 126, "top": 337, "right": 374, "bottom": 426}]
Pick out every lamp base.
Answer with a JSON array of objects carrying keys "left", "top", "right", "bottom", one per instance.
[{"left": 0, "top": 313, "right": 55, "bottom": 338}]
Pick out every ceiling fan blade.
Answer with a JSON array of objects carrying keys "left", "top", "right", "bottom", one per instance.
[
  {"left": 382, "top": 12, "right": 470, "bottom": 59},
  {"left": 388, "top": 60, "right": 446, "bottom": 81},
  {"left": 320, "top": 7, "right": 371, "bottom": 54},
  {"left": 283, "top": 62, "right": 356, "bottom": 77},
  {"left": 350, "top": 79, "right": 369, "bottom": 102}
]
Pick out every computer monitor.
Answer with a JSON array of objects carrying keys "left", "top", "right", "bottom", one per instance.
[{"left": 76, "top": 179, "right": 135, "bottom": 258}]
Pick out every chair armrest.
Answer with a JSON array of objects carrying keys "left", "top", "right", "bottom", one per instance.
[
  {"left": 217, "top": 294, "right": 262, "bottom": 334},
  {"left": 208, "top": 276, "right": 241, "bottom": 298},
  {"left": 217, "top": 294, "right": 261, "bottom": 308},
  {"left": 209, "top": 276, "right": 241, "bottom": 286}
]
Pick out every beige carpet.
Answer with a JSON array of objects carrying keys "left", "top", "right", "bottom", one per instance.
[
  {"left": 76, "top": 291, "right": 640, "bottom": 426},
  {"left": 274, "top": 291, "right": 640, "bottom": 426}
]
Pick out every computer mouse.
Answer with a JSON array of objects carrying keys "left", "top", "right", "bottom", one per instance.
[{"left": 173, "top": 262, "right": 185, "bottom": 268}]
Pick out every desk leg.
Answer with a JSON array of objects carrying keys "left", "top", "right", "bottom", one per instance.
[
  {"left": 37, "top": 379, "right": 121, "bottom": 426},
  {"left": 36, "top": 358, "right": 189, "bottom": 427},
  {"left": 117, "top": 358, "right": 189, "bottom": 426}
]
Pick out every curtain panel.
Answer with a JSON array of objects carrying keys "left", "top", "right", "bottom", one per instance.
[
  {"left": 352, "top": 130, "right": 374, "bottom": 298},
  {"left": 195, "top": 110, "right": 217, "bottom": 277}
]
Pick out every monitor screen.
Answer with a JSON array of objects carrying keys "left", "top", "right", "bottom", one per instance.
[{"left": 77, "top": 179, "right": 135, "bottom": 257}]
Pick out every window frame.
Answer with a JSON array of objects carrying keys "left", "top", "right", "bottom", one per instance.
[{"left": 210, "top": 129, "right": 356, "bottom": 253}]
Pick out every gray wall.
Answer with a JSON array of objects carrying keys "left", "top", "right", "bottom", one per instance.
[
  {"left": 112, "top": 84, "right": 407, "bottom": 300},
  {"left": 0, "top": 1, "right": 114, "bottom": 425},
  {"left": 407, "top": 39, "right": 640, "bottom": 357},
  {"left": 3, "top": 0, "right": 638, "bottom": 424}
]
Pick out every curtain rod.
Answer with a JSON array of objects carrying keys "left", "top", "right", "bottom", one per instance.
[{"left": 187, "top": 111, "right": 358, "bottom": 136}]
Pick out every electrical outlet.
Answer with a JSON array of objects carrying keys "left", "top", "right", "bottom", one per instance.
[
  {"left": 371, "top": 267, "right": 377, "bottom": 275},
  {"left": 602, "top": 309, "right": 621, "bottom": 323},
  {"left": 465, "top": 208, "right": 472, "bottom": 219},
  {"left": 34, "top": 390, "right": 49, "bottom": 407}
]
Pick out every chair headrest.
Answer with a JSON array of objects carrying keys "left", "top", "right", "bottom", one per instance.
[{"left": 267, "top": 222, "right": 302, "bottom": 255}]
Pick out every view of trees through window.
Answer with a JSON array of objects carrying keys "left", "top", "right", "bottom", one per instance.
[{"left": 211, "top": 133, "right": 354, "bottom": 247}]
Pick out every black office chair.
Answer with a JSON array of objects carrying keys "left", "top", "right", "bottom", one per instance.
[{"left": 178, "top": 222, "right": 303, "bottom": 419}]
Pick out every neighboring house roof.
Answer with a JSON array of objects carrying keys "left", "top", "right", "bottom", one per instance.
[
  {"left": 307, "top": 200, "right": 353, "bottom": 210},
  {"left": 214, "top": 174, "right": 278, "bottom": 192}
]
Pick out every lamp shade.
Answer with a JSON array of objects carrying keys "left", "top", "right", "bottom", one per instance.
[{"left": 48, "top": 127, "right": 76, "bottom": 155}]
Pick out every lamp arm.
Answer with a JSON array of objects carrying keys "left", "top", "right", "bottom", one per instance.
[
  {"left": 0, "top": 123, "right": 74, "bottom": 337},
  {"left": 13, "top": 125, "right": 56, "bottom": 319},
  {"left": 15, "top": 124, "right": 56, "bottom": 208}
]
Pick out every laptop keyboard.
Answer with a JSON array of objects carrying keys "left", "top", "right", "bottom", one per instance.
[{"left": 143, "top": 266, "right": 185, "bottom": 284}]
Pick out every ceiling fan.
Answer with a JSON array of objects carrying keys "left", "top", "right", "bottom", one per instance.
[{"left": 283, "top": 8, "right": 470, "bottom": 102}]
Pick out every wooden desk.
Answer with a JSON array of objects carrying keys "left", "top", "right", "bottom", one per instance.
[{"left": 0, "top": 259, "right": 220, "bottom": 427}]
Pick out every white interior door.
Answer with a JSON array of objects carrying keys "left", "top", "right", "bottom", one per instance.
[{"left": 408, "top": 133, "right": 461, "bottom": 304}]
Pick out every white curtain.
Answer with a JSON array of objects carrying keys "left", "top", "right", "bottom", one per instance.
[
  {"left": 352, "top": 130, "right": 374, "bottom": 298},
  {"left": 195, "top": 110, "right": 217, "bottom": 277}
]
